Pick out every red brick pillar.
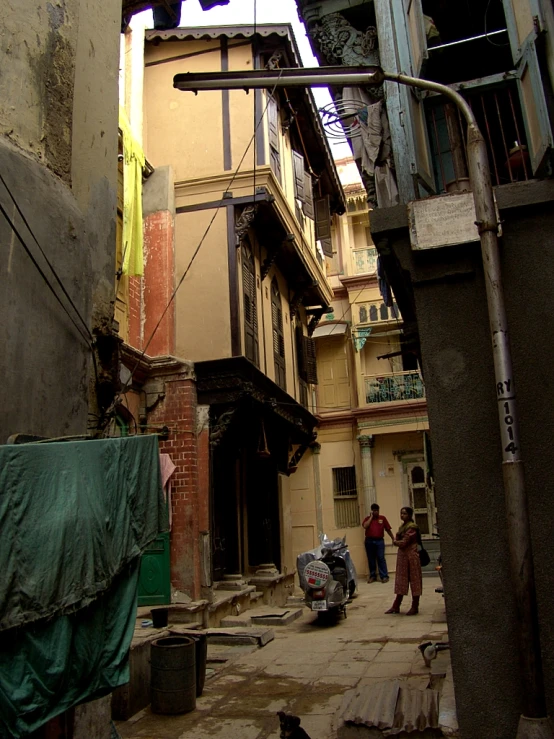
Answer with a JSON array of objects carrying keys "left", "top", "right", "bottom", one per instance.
[
  {"left": 148, "top": 366, "right": 202, "bottom": 599},
  {"left": 142, "top": 210, "right": 175, "bottom": 356}
]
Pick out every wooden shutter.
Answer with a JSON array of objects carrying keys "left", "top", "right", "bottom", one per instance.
[
  {"left": 389, "top": 0, "right": 435, "bottom": 196},
  {"left": 242, "top": 244, "right": 259, "bottom": 366},
  {"left": 268, "top": 95, "right": 279, "bottom": 150},
  {"left": 502, "top": 0, "right": 545, "bottom": 64},
  {"left": 268, "top": 95, "right": 282, "bottom": 183},
  {"left": 296, "top": 323, "right": 306, "bottom": 380},
  {"left": 315, "top": 196, "right": 333, "bottom": 257},
  {"left": 303, "top": 173, "right": 315, "bottom": 219},
  {"left": 271, "top": 279, "right": 286, "bottom": 390},
  {"left": 515, "top": 39, "right": 553, "bottom": 175},
  {"left": 402, "top": 0, "right": 427, "bottom": 77},
  {"left": 292, "top": 150, "right": 305, "bottom": 202},
  {"left": 304, "top": 336, "right": 318, "bottom": 385}
]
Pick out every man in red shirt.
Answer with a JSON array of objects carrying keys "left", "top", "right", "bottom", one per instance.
[{"left": 362, "top": 503, "right": 395, "bottom": 583}]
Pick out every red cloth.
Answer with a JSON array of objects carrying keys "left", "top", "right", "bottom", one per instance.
[
  {"left": 362, "top": 514, "right": 391, "bottom": 539},
  {"left": 394, "top": 527, "right": 422, "bottom": 596}
]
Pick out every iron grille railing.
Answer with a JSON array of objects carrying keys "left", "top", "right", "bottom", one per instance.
[
  {"left": 426, "top": 81, "right": 530, "bottom": 192},
  {"left": 364, "top": 371, "right": 425, "bottom": 404}
]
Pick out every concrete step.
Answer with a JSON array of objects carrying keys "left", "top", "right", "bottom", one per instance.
[
  {"left": 220, "top": 615, "right": 253, "bottom": 628},
  {"left": 286, "top": 595, "right": 305, "bottom": 607},
  {"left": 250, "top": 590, "right": 264, "bottom": 603}
]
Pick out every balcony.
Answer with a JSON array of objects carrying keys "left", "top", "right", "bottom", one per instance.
[{"left": 364, "top": 371, "right": 425, "bottom": 404}]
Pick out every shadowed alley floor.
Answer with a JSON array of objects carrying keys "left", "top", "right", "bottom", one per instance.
[{"left": 116, "top": 578, "right": 447, "bottom": 738}]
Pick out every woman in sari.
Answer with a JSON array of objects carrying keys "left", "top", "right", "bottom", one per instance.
[{"left": 385, "top": 506, "right": 422, "bottom": 615}]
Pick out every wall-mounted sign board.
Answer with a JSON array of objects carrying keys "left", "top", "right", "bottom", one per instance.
[{"left": 408, "top": 191, "right": 501, "bottom": 251}]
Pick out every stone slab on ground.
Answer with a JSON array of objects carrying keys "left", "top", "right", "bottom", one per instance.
[
  {"left": 250, "top": 607, "right": 303, "bottom": 626},
  {"left": 220, "top": 607, "right": 303, "bottom": 628},
  {"left": 169, "top": 626, "right": 274, "bottom": 647}
]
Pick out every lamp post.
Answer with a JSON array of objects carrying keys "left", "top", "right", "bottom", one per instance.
[{"left": 174, "top": 65, "right": 552, "bottom": 738}]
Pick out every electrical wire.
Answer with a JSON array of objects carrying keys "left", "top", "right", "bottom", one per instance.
[
  {"left": 0, "top": 172, "right": 93, "bottom": 342},
  {"left": 0, "top": 198, "right": 92, "bottom": 347},
  {"left": 484, "top": 0, "right": 511, "bottom": 47}
]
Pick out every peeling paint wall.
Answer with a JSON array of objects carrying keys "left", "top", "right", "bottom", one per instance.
[{"left": 0, "top": 0, "right": 121, "bottom": 442}]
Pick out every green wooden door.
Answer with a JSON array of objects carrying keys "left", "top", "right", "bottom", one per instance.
[{"left": 138, "top": 531, "right": 171, "bottom": 606}]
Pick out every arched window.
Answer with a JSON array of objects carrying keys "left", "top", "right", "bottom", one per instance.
[
  {"left": 380, "top": 303, "right": 389, "bottom": 320},
  {"left": 369, "top": 304, "right": 378, "bottom": 322},
  {"left": 271, "top": 278, "right": 286, "bottom": 390},
  {"left": 242, "top": 242, "right": 259, "bottom": 366},
  {"left": 359, "top": 305, "right": 368, "bottom": 323}
]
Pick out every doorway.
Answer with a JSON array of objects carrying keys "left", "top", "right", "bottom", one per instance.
[{"left": 405, "top": 459, "right": 437, "bottom": 539}]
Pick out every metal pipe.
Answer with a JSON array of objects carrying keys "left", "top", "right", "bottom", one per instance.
[{"left": 174, "top": 66, "right": 553, "bottom": 735}]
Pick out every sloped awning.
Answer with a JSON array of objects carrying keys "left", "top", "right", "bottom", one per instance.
[{"left": 312, "top": 322, "right": 348, "bottom": 338}]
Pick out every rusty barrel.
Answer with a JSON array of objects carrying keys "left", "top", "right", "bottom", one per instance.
[
  {"left": 151, "top": 636, "right": 196, "bottom": 714},
  {"left": 192, "top": 634, "right": 207, "bottom": 697}
]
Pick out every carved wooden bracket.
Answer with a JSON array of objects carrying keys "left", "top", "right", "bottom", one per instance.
[{"left": 235, "top": 204, "right": 258, "bottom": 246}]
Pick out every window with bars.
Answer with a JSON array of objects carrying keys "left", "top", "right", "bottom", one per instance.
[
  {"left": 271, "top": 278, "right": 286, "bottom": 390},
  {"left": 242, "top": 242, "right": 259, "bottom": 367},
  {"left": 332, "top": 466, "right": 359, "bottom": 529}
]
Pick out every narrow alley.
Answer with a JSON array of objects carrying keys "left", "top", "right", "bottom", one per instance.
[{"left": 116, "top": 581, "right": 450, "bottom": 738}]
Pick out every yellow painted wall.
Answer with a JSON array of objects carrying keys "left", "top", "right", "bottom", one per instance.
[
  {"left": 228, "top": 44, "right": 255, "bottom": 172},
  {"left": 279, "top": 473, "right": 295, "bottom": 576},
  {"left": 289, "top": 455, "right": 318, "bottom": 572},
  {"left": 174, "top": 209, "right": 231, "bottom": 361},
  {"left": 143, "top": 40, "right": 224, "bottom": 181},
  {"left": 293, "top": 427, "right": 427, "bottom": 579}
]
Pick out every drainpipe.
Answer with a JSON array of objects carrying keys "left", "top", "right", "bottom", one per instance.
[{"left": 173, "top": 68, "right": 552, "bottom": 737}]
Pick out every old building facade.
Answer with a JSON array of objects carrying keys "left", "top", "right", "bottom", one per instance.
[
  {"left": 292, "top": 158, "right": 433, "bottom": 579},
  {"left": 117, "top": 21, "right": 345, "bottom": 604}
]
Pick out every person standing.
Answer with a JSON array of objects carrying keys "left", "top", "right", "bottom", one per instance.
[
  {"left": 362, "top": 503, "right": 395, "bottom": 583},
  {"left": 385, "top": 506, "right": 423, "bottom": 615}
]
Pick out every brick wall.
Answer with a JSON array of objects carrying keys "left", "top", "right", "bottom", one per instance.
[{"left": 148, "top": 372, "right": 202, "bottom": 599}]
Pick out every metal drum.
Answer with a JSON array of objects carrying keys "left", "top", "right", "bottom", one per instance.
[
  {"left": 192, "top": 634, "right": 207, "bottom": 697},
  {"left": 151, "top": 636, "right": 196, "bottom": 714}
]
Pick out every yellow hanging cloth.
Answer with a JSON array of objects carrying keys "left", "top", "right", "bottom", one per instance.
[{"left": 119, "top": 106, "right": 145, "bottom": 276}]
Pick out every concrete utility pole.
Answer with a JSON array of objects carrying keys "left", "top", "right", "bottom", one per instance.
[{"left": 174, "top": 66, "right": 553, "bottom": 739}]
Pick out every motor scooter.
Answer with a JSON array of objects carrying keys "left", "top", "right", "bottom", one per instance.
[{"left": 297, "top": 535, "right": 354, "bottom": 621}]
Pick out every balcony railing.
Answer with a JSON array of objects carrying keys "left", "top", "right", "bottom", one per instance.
[{"left": 364, "top": 371, "right": 425, "bottom": 404}]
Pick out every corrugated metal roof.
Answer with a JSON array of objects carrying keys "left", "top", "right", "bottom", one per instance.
[{"left": 337, "top": 680, "right": 440, "bottom": 735}]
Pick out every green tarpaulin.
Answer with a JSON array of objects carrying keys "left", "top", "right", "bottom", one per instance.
[{"left": 0, "top": 435, "right": 166, "bottom": 737}]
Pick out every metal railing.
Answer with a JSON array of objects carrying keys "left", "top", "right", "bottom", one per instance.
[{"left": 364, "top": 370, "right": 425, "bottom": 404}]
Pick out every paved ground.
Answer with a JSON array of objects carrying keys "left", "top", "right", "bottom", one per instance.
[{"left": 116, "top": 577, "right": 447, "bottom": 739}]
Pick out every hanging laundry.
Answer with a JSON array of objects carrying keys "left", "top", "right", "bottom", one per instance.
[
  {"left": 119, "top": 106, "right": 145, "bottom": 276},
  {"left": 0, "top": 435, "right": 166, "bottom": 737},
  {"left": 342, "top": 88, "right": 399, "bottom": 209}
]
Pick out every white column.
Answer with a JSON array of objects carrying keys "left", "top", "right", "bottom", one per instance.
[{"left": 358, "top": 434, "right": 376, "bottom": 514}]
